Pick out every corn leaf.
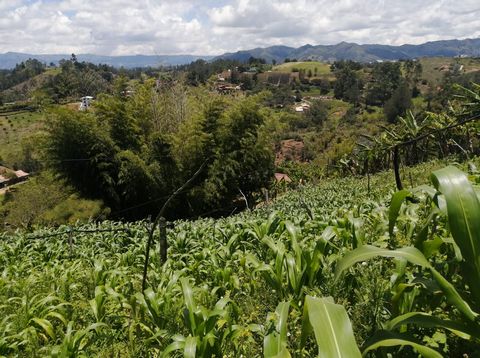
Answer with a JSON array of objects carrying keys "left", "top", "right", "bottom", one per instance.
[
  {"left": 31, "top": 318, "right": 55, "bottom": 340},
  {"left": 384, "top": 312, "right": 480, "bottom": 339},
  {"left": 431, "top": 166, "right": 480, "bottom": 304},
  {"left": 389, "top": 189, "right": 413, "bottom": 237},
  {"left": 362, "top": 330, "right": 442, "bottom": 357},
  {"left": 184, "top": 336, "right": 197, "bottom": 358},
  {"left": 335, "top": 246, "right": 430, "bottom": 280},
  {"left": 335, "top": 245, "right": 478, "bottom": 321},
  {"left": 264, "top": 301, "right": 291, "bottom": 358},
  {"left": 301, "top": 296, "right": 361, "bottom": 358}
]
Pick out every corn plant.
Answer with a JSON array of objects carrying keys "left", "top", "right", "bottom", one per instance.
[
  {"left": 1, "top": 161, "right": 479, "bottom": 356},
  {"left": 51, "top": 321, "right": 106, "bottom": 358},
  {"left": 163, "top": 278, "right": 239, "bottom": 357},
  {"left": 336, "top": 166, "right": 480, "bottom": 355}
]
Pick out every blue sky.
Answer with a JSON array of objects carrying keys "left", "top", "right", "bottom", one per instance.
[{"left": 0, "top": 0, "right": 479, "bottom": 55}]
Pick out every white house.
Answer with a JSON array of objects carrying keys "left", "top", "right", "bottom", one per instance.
[
  {"left": 79, "top": 96, "right": 94, "bottom": 111},
  {"left": 295, "top": 102, "right": 311, "bottom": 112}
]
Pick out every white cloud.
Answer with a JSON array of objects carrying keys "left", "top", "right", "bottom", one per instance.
[{"left": 0, "top": 0, "right": 479, "bottom": 55}]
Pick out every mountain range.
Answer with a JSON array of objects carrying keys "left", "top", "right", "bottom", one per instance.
[
  {"left": 1, "top": 38, "right": 480, "bottom": 69},
  {"left": 0, "top": 53, "right": 214, "bottom": 70},
  {"left": 215, "top": 38, "right": 480, "bottom": 63}
]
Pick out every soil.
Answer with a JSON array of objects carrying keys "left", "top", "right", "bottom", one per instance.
[{"left": 275, "top": 139, "right": 305, "bottom": 164}]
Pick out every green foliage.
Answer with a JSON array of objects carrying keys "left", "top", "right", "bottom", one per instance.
[
  {"left": 43, "top": 108, "right": 120, "bottom": 209},
  {"left": 0, "top": 172, "right": 107, "bottom": 229},
  {"left": 335, "top": 164, "right": 480, "bottom": 356},
  {"left": 2, "top": 160, "right": 479, "bottom": 356},
  {"left": 0, "top": 59, "right": 46, "bottom": 92},
  {"left": 95, "top": 94, "right": 142, "bottom": 151},
  {"left": 384, "top": 81, "right": 412, "bottom": 123},
  {"left": 301, "top": 296, "right": 361, "bottom": 357},
  {"left": 366, "top": 62, "right": 402, "bottom": 106},
  {"left": 306, "top": 100, "right": 328, "bottom": 126},
  {"left": 431, "top": 166, "right": 480, "bottom": 307},
  {"left": 264, "top": 301, "right": 290, "bottom": 358},
  {"left": 42, "top": 86, "right": 274, "bottom": 219},
  {"left": 333, "top": 64, "right": 362, "bottom": 104},
  {"left": 44, "top": 59, "right": 112, "bottom": 102}
]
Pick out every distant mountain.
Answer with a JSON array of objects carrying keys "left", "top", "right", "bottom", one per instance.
[
  {"left": 2, "top": 38, "right": 480, "bottom": 69},
  {"left": 218, "top": 45, "right": 295, "bottom": 64},
  {"left": 215, "top": 38, "right": 480, "bottom": 63},
  {"left": 0, "top": 52, "right": 214, "bottom": 69}
]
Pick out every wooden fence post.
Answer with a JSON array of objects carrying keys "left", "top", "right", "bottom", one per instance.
[
  {"left": 141, "top": 159, "right": 209, "bottom": 292},
  {"left": 159, "top": 217, "right": 167, "bottom": 264},
  {"left": 68, "top": 226, "right": 74, "bottom": 257}
]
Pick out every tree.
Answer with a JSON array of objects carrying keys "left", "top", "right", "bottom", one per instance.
[
  {"left": 384, "top": 81, "right": 412, "bottom": 123},
  {"left": 203, "top": 96, "right": 274, "bottom": 207},
  {"left": 116, "top": 150, "right": 158, "bottom": 217},
  {"left": 42, "top": 83, "right": 275, "bottom": 220},
  {"left": 334, "top": 65, "right": 361, "bottom": 105},
  {"left": 95, "top": 94, "right": 142, "bottom": 151},
  {"left": 366, "top": 62, "right": 402, "bottom": 106},
  {"left": 43, "top": 108, "right": 120, "bottom": 209},
  {"left": 170, "top": 94, "right": 274, "bottom": 213},
  {"left": 307, "top": 101, "right": 328, "bottom": 126}
]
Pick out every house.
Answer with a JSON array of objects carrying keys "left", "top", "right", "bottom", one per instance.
[
  {"left": 274, "top": 172, "right": 292, "bottom": 183},
  {"left": 219, "top": 70, "right": 232, "bottom": 82},
  {"left": 0, "top": 166, "right": 29, "bottom": 188},
  {"left": 14, "top": 170, "right": 29, "bottom": 180},
  {"left": 216, "top": 83, "right": 242, "bottom": 94},
  {"left": 294, "top": 102, "right": 311, "bottom": 112},
  {"left": 79, "top": 96, "right": 94, "bottom": 111}
]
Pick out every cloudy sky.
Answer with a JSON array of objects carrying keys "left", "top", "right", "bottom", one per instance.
[{"left": 1, "top": 0, "right": 479, "bottom": 56}]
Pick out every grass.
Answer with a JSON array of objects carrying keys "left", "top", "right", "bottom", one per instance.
[
  {"left": 273, "top": 61, "right": 331, "bottom": 76},
  {"left": 418, "top": 57, "right": 480, "bottom": 86},
  {"left": 0, "top": 110, "right": 44, "bottom": 166}
]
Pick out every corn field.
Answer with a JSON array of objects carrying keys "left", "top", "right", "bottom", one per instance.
[{"left": 1, "top": 160, "right": 480, "bottom": 357}]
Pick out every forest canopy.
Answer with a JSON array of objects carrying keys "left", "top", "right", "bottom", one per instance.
[{"left": 42, "top": 79, "right": 275, "bottom": 220}]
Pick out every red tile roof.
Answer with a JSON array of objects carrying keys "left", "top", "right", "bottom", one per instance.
[{"left": 274, "top": 172, "right": 292, "bottom": 183}]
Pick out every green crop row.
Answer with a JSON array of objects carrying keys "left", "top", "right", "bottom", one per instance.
[{"left": 0, "top": 160, "right": 479, "bottom": 357}]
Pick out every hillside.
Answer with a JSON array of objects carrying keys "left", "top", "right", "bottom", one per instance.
[
  {"left": 1, "top": 158, "right": 479, "bottom": 356},
  {"left": 272, "top": 61, "right": 331, "bottom": 75},
  {"left": 216, "top": 38, "right": 480, "bottom": 63}
]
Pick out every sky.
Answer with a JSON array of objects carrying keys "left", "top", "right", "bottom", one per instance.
[{"left": 0, "top": 0, "right": 480, "bottom": 56}]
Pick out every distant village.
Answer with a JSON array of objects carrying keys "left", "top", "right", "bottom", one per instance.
[{"left": 213, "top": 66, "right": 333, "bottom": 112}]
